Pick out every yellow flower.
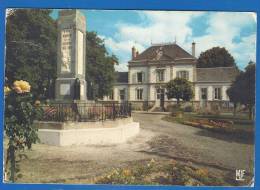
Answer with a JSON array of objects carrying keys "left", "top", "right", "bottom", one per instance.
[
  {"left": 34, "top": 100, "right": 41, "bottom": 106},
  {"left": 4, "top": 86, "right": 11, "bottom": 95},
  {"left": 13, "top": 80, "right": 31, "bottom": 93},
  {"left": 122, "top": 169, "right": 131, "bottom": 177},
  {"left": 195, "top": 168, "right": 209, "bottom": 178}
]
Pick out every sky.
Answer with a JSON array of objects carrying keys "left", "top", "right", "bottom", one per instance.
[{"left": 51, "top": 10, "right": 257, "bottom": 71}]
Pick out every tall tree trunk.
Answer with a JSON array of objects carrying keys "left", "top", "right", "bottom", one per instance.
[{"left": 233, "top": 103, "right": 237, "bottom": 116}]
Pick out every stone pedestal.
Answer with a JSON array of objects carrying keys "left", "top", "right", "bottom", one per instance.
[{"left": 55, "top": 10, "right": 87, "bottom": 101}]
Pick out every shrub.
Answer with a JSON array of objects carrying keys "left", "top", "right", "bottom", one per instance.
[
  {"left": 4, "top": 80, "right": 42, "bottom": 182},
  {"left": 182, "top": 105, "right": 193, "bottom": 112}
]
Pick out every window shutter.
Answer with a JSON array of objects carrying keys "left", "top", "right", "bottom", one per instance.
[
  {"left": 186, "top": 71, "right": 189, "bottom": 80},
  {"left": 142, "top": 72, "right": 145, "bottom": 83}
]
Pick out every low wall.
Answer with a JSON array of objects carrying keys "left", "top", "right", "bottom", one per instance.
[{"left": 36, "top": 117, "right": 139, "bottom": 146}]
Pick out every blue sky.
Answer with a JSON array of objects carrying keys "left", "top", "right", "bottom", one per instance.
[{"left": 51, "top": 10, "right": 257, "bottom": 71}]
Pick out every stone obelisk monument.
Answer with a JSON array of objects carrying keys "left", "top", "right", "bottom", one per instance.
[{"left": 55, "top": 10, "right": 87, "bottom": 101}]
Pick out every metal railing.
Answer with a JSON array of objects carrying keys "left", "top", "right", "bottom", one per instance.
[{"left": 39, "top": 102, "right": 131, "bottom": 122}]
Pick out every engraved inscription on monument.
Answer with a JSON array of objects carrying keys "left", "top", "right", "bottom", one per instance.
[
  {"left": 61, "top": 29, "right": 72, "bottom": 72},
  {"left": 77, "top": 30, "right": 84, "bottom": 75}
]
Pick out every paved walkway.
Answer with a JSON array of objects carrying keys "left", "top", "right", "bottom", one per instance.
[
  {"left": 133, "top": 113, "right": 254, "bottom": 173},
  {"left": 16, "top": 113, "right": 254, "bottom": 183}
]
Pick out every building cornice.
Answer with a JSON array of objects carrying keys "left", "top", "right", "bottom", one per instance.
[
  {"left": 114, "top": 81, "right": 232, "bottom": 86},
  {"left": 128, "top": 61, "right": 196, "bottom": 67}
]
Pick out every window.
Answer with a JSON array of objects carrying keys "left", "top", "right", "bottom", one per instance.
[
  {"left": 137, "top": 72, "right": 143, "bottom": 83},
  {"left": 201, "top": 88, "right": 207, "bottom": 100},
  {"left": 177, "top": 71, "right": 189, "bottom": 80},
  {"left": 119, "top": 89, "right": 125, "bottom": 100},
  {"left": 109, "top": 90, "right": 114, "bottom": 100},
  {"left": 214, "top": 87, "right": 222, "bottom": 100},
  {"left": 136, "top": 89, "right": 143, "bottom": 100},
  {"left": 156, "top": 88, "right": 165, "bottom": 100},
  {"left": 157, "top": 70, "right": 165, "bottom": 82}
]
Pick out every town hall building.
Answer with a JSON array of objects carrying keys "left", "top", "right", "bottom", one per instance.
[{"left": 108, "top": 42, "right": 239, "bottom": 110}]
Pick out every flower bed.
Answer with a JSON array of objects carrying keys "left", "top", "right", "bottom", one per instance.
[
  {"left": 93, "top": 159, "right": 250, "bottom": 186},
  {"left": 162, "top": 115, "right": 254, "bottom": 141}
]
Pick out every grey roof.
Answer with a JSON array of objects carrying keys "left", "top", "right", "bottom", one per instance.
[
  {"left": 116, "top": 72, "right": 128, "bottom": 83},
  {"left": 196, "top": 67, "right": 239, "bottom": 82},
  {"left": 132, "top": 43, "right": 194, "bottom": 61}
]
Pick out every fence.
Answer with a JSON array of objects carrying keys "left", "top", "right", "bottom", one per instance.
[{"left": 39, "top": 102, "right": 132, "bottom": 122}]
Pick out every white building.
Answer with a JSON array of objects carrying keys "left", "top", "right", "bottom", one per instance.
[{"left": 109, "top": 42, "right": 238, "bottom": 110}]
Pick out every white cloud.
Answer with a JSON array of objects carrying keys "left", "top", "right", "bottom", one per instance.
[
  {"left": 101, "top": 11, "right": 256, "bottom": 71},
  {"left": 190, "top": 12, "right": 257, "bottom": 68}
]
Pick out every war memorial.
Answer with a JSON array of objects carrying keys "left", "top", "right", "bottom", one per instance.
[{"left": 36, "top": 10, "right": 139, "bottom": 146}]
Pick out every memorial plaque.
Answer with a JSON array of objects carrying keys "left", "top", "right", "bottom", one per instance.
[{"left": 60, "top": 84, "right": 70, "bottom": 95}]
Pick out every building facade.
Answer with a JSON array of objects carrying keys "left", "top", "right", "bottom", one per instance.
[{"left": 109, "top": 42, "right": 238, "bottom": 110}]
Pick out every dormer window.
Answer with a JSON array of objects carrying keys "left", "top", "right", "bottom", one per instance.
[
  {"left": 156, "top": 69, "right": 165, "bottom": 82},
  {"left": 177, "top": 71, "right": 189, "bottom": 80}
]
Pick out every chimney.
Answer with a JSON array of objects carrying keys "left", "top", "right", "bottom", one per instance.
[
  {"left": 132, "top": 46, "right": 137, "bottom": 59},
  {"left": 192, "top": 42, "right": 196, "bottom": 57}
]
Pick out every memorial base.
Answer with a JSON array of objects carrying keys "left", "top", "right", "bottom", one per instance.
[{"left": 36, "top": 117, "right": 140, "bottom": 146}]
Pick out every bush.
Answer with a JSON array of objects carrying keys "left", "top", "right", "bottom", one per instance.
[
  {"left": 182, "top": 105, "right": 193, "bottom": 112},
  {"left": 4, "top": 80, "right": 42, "bottom": 182}
]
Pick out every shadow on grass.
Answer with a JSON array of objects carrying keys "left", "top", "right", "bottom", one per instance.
[{"left": 194, "top": 128, "right": 254, "bottom": 145}]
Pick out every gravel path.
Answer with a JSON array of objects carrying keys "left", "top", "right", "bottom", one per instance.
[{"left": 14, "top": 113, "right": 254, "bottom": 183}]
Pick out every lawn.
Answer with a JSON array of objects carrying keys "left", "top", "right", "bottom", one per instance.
[{"left": 162, "top": 112, "right": 254, "bottom": 142}]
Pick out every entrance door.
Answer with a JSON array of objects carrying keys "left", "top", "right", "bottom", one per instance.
[{"left": 156, "top": 88, "right": 165, "bottom": 109}]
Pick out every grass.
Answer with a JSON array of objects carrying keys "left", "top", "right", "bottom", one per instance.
[{"left": 162, "top": 112, "right": 254, "bottom": 141}]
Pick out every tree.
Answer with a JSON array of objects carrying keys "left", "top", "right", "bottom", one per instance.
[
  {"left": 85, "top": 32, "right": 118, "bottom": 99},
  {"left": 197, "top": 47, "right": 236, "bottom": 68},
  {"left": 227, "top": 61, "right": 255, "bottom": 119},
  {"left": 5, "top": 9, "right": 57, "bottom": 100},
  {"left": 6, "top": 10, "right": 117, "bottom": 101},
  {"left": 165, "top": 78, "right": 194, "bottom": 104}
]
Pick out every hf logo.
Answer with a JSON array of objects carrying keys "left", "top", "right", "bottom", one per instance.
[{"left": 236, "top": 169, "right": 245, "bottom": 181}]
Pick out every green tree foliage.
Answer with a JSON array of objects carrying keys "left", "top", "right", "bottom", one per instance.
[
  {"left": 165, "top": 78, "right": 194, "bottom": 104},
  {"left": 227, "top": 61, "right": 255, "bottom": 119},
  {"left": 5, "top": 9, "right": 57, "bottom": 100},
  {"left": 197, "top": 47, "right": 236, "bottom": 68},
  {"left": 6, "top": 10, "right": 117, "bottom": 100},
  {"left": 86, "top": 32, "right": 118, "bottom": 99}
]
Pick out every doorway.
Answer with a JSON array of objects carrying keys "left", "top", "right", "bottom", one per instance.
[{"left": 156, "top": 88, "right": 165, "bottom": 110}]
